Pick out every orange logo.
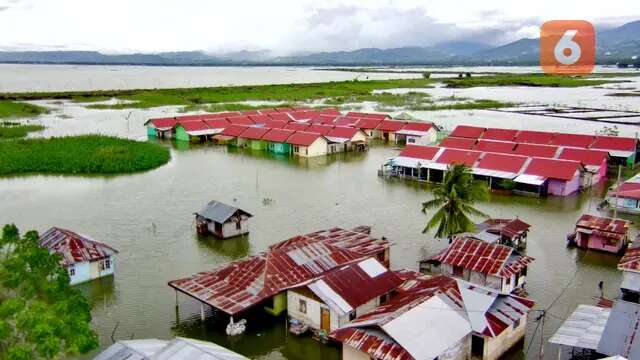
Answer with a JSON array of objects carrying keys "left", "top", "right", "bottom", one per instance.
[{"left": 540, "top": 20, "right": 595, "bottom": 74}]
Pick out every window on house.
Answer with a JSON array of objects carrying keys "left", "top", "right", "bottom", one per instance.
[
  {"left": 68, "top": 265, "right": 75, "bottom": 276},
  {"left": 349, "top": 311, "right": 356, "bottom": 321},
  {"left": 105, "top": 259, "right": 111, "bottom": 269},
  {"left": 236, "top": 221, "right": 241, "bottom": 230},
  {"left": 305, "top": 148, "right": 308, "bottom": 155},
  {"left": 299, "top": 299, "right": 307, "bottom": 314},
  {"left": 99, "top": 260, "right": 105, "bottom": 271},
  {"left": 453, "top": 265, "right": 463, "bottom": 277}
]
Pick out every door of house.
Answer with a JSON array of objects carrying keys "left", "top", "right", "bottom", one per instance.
[
  {"left": 320, "top": 307, "right": 330, "bottom": 332},
  {"left": 471, "top": 335, "right": 484, "bottom": 357}
]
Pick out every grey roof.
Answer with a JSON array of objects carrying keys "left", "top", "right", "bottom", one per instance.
[
  {"left": 195, "top": 201, "right": 252, "bottom": 223},
  {"left": 598, "top": 301, "right": 640, "bottom": 359},
  {"left": 93, "top": 337, "right": 248, "bottom": 360},
  {"left": 548, "top": 304, "right": 610, "bottom": 350},
  {"left": 621, "top": 271, "right": 640, "bottom": 292}
]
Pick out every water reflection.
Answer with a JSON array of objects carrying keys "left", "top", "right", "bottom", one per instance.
[{"left": 196, "top": 233, "right": 251, "bottom": 260}]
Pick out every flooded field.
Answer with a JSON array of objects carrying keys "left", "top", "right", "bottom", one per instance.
[{"left": 2, "top": 70, "right": 640, "bottom": 359}]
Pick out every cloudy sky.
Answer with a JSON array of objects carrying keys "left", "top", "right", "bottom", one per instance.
[{"left": 1, "top": 0, "right": 639, "bottom": 54}]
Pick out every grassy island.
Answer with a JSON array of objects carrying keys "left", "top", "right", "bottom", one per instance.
[{"left": 0, "top": 135, "right": 171, "bottom": 176}]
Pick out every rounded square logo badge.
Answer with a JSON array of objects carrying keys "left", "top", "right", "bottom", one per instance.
[{"left": 540, "top": 20, "right": 595, "bottom": 75}]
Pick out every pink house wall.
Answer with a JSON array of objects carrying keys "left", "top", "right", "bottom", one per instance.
[
  {"left": 548, "top": 171, "right": 581, "bottom": 196},
  {"left": 580, "top": 233, "right": 623, "bottom": 253}
]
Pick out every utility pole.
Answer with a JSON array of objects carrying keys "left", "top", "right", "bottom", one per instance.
[
  {"left": 613, "top": 165, "right": 622, "bottom": 220},
  {"left": 539, "top": 310, "right": 546, "bottom": 360}
]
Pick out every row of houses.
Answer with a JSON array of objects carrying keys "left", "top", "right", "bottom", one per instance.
[
  {"left": 448, "top": 125, "right": 638, "bottom": 168},
  {"left": 382, "top": 144, "right": 592, "bottom": 197},
  {"left": 549, "top": 241, "right": 640, "bottom": 359},
  {"left": 168, "top": 225, "right": 537, "bottom": 360}
]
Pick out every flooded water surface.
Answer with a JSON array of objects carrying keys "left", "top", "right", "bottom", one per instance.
[{"left": 1, "top": 66, "right": 640, "bottom": 359}]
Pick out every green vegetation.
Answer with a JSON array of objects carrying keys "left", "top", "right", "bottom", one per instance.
[
  {"left": 325, "top": 91, "right": 431, "bottom": 107},
  {"left": 443, "top": 74, "right": 618, "bottom": 88},
  {"left": 0, "top": 122, "right": 45, "bottom": 139},
  {"left": 0, "top": 224, "right": 99, "bottom": 359},
  {"left": 0, "top": 78, "right": 434, "bottom": 110},
  {"left": 422, "top": 164, "right": 489, "bottom": 239},
  {"left": 180, "top": 102, "right": 298, "bottom": 113},
  {"left": 606, "top": 91, "right": 640, "bottom": 97},
  {"left": 0, "top": 100, "right": 48, "bottom": 119},
  {"left": 410, "top": 99, "right": 515, "bottom": 111},
  {"left": 0, "top": 135, "right": 171, "bottom": 176}
]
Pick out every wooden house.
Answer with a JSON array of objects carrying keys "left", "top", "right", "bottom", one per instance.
[
  {"left": 567, "top": 214, "right": 630, "bottom": 254},
  {"left": 39, "top": 227, "right": 118, "bottom": 285},
  {"left": 194, "top": 201, "right": 253, "bottom": 238},
  {"left": 287, "top": 258, "right": 401, "bottom": 334},
  {"left": 472, "top": 218, "right": 531, "bottom": 250}
]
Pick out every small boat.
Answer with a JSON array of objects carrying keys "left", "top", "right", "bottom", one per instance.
[{"left": 288, "top": 319, "right": 309, "bottom": 336}]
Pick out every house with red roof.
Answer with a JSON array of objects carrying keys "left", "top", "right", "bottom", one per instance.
[
  {"left": 284, "top": 122, "right": 311, "bottom": 132},
  {"left": 395, "top": 121, "right": 437, "bottom": 145},
  {"left": 374, "top": 120, "right": 406, "bottom": 142},
  {"left": 325, "top": 126, "right": 368, "bottom": 153},
  {"left": 174, "top": 120, "right": 219, "bottom": 142},
  {"left": 383, "top": 145, "right": 444, "bottom": 181},
  {"left": 262, "top": 128, "right": 295, "bottom": 154},
  {"left": 558, "top": 147, "right": 609, "bottom": 185},
  {"left": 440, "top": 136, "right": 477, "bottom": 150},
  {"left": 473, "top": 153, "right": 528, "bottom": 190},
  {"left": 473, "top": 140, "right": 517, "bottom": 154},
  {"left": 216, "top": 124, "right": 250, "bottom": 145},
  {"left": 567, "top": 214, "right": 630, "bottom": 254},
  {"left": 481, "top": 128, "right": 518, "bottom": 142},
  {"left": 39, "top": 227, "right": 118, "bottom": 285},
  {"left": 287, "top": 258, "right": 402, "bottom": 333},
  {"left": 513, "top": 130, "right": 554, "bottom": 144},
  {"left": 419, "top": 236, "right": 534, "bottom": 294},
  {"left": 590, "top": 135, "right": 638, "bottom": 167},
  {"left": 145, "top": 117, "right": 178, "bottom": 138},
  {"left": 286, "top": 131, "right": 329, "bottom": 157},
  {"left": 353, "top": 118, "right": 383, "bottom": 138},
  {"left": 346, "top": 111, "right": 389, "bottom": 120},
  {"left": 513, "top": 158, "right": 583, "bottom": 197},
  {"left": 607, "top": 173, "right": 640, "bottom": 215},
  {"left": 618, "top": 241, "right": 640, "bottom": 302},
  {"left": 426, "top": 148, "right": 483, "bottom": 182},
  {"left": 513, "top": 143, "right": 560, "bottom": 158},
  {"left": 449, "top": 125, "right": 485, "bottom": 139},
  {"left": 237, "top": 126, "right": 271, "bottom": 150}
]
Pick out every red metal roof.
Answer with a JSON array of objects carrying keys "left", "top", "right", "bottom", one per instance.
[
  {"left": 399, "top": 145, "right": 440, "bottom": 160},
  {"left": 591, "top": 136, "right": 638, "bottom": 152},
  {"left": 474, "top": 140, "right": 517, "bottom": 153},
  {"left": 203, "top": 118, "right": 229, "bottom": 129},
  {"left": 267, "top": 113, "right": 292, "bottom": 122},
  {"left": 327, "top": 126, "right": 360, "bottom": 139},
  {"left": 284, "top": 122, "right": 310, "bottom": 132},
  {"left": 305, "top": 124, "right": 334, "bottom": 136},
  {"left": 248, "top": 114, "right": 270, "bottom": 124},
  {"left": 558, "top": 148, "right": 608, "bottom": 166},
  {"left": 319, "top": 108, "right": 342, "bottom": 115},
  {"left": 238, "top": 126, "right": 270, "bottom": 140},
  {"left": 261, "top": 120, "right": 288, "bottom": 129},
  {"left": 576, "top": 214, "right": 630, "bottom": 235},
  {"left": 430, "top": 237, "right": 533, "bottom": 278},
  {"left": 619, "top": 243, "right": 640, "bottom": 273},
  {"left": 436, "top": 148, "right": 482, "bottom": 166},
  {"left": 346, "top": 111, "right": 389, "bottom": 120},
  {"left": 333, "top": 116, "right": 360, "bottom": 126},
  {"left": 286, "top": 131, "right": 324, "bottom": 146},
  {"left": 257, "top": 108, "right": 279, "bottom": 114},
  {"left": 226, "top": 116, "right": 254, "bottom": 125},
  {"left": 376, "top": 120, "right": 406, "bottom": 132},
  {"left": 439, "top": 137, "right": 476, "bottom": 150},
  {"left": 38, "top": 227, "right": 118, "bottom": 266},
  {"left": 610, "top": 181, "right": 640, "bottom": 200},
  {"left": 201, "top": 112, "right": 240, "bottom": 119},
  {"left": 262, "top": 128, "right": 295, "bottom": 143},
  {"left": 550, "top": 133, "right": 595, "bottom": 148},
  {"left": 331, "top": 328, "right": 413, "bottom": 360},
  {"left": 288, "top": 111, "right": 318, "bottom": 121},
  {"left": 478, "top": 218, "right": 531, "bottom": 240},
  {"left": 275, "top": 107, "right": 294, "bottom": 112},
  {"left": 523, "top": 158, "right": 581, "bottom": 181},
  {"left": 513, "top": 143, "right": 559, "bottom": 158},
  {"left": 449, "top": 125, "right": 485, "bottom": 139},
  {"left": 220, "top": 124, "right": 250, "bottom": 137},
  {"left": 401, "top": 122, "right": 433, "bottom": 132},
  {"left": 178, "top": 120, "right": 210, "bottom": 132},
  {"left": 147, "top": 117, "right": 178, "bottom": 129},
  {"left": 168, "top": 227, "right": 389, "bottom": 315},
  {"left": 514, "top": 130, "right": 555, "bottom": 144},
  {"left": 354, "top": 118, "right": 383, "bottom": 130},
  {"left": 481, "top": 128, "right": 518, "bottom": 141},
  {"left": 476, "top": 153, "right": 528, "bottom": 173}
]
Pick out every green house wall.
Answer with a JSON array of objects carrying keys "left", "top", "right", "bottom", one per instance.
[
  {"left": 147, "top": 126, "right": 157, "bottom": 137},
  {"left": 268, "top": 142, "right": 291, "bottom": 154},
  {"left": 627, "top": 153, "right": 636, "bottom": 168},
  {"left": 263, "top": 292, "right": 287, "bottom": 316},
  {"left": 248, "top": 139, "right": 267, "bottom": 150},
  {"left": 174, "top": 126, "right": 191, "bottom": 142}
]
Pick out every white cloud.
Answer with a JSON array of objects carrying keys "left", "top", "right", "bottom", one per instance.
[{"left": 0, "top": 0, "right": 638, "bottom": 53}]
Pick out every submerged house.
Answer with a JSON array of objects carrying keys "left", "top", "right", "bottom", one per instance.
[
  {"left": 331, "top": 274, "right": 535, "bottom": 360},
  {"left": 607, "top": 173, "right": 640, "bottom": 215},
  {"left": 513, "top": 158, "right": 583, "bottom": 197},
  {"left": 262, "top": 128, "right": 294, "bottom": 154},
  {"left": 169, "top": 227, "right": 390, "bottom": 321},
  {"left": 618, "top": 242, "right": 640, "bottom": 303},
  {"left": 395, "top": 122, "right": 437, "bottom": 145},
  {"left": 174, "top": 121, "right": 219, "bottom": 142},
  {"left": 145, "top": 117, "right": 178, "bottom": 138},
  {"left": 549, "top": 304, "right": 612, "bottom": 360},
  {"left": 382, "top": 145, "right": 443, "bottom": 181},
  {"left": 353, "top": 118, "right": 383, "bottom": 138},
  {"left": 419, "top": 236, "right": 534, "bottom": 294},
  {"left": 95, "top": 337, "right": 248, "bottom": 360},
  {"left": 567, "top": 214, "right": 630, "bottom": 254},
  {"left": 287, "top": 258, "right": 402, "bottom": 334},
  {"left": 472, "top": 218, "right": 531, "bottom": 250},
  {"left": 217, "top": 124, "right": 250, "bottom": 145},
  {"left": 287, "top": 131, "right": 329, "bottom": 157},
  {"left": 325, "top": 126, "right": 368, "bottom": 153},
  {"left": 374, "top": 120, "right": 405, "bottom": 142},
  {"left": 558, "top": 147, "right": 609, "bottom": 186},
  {"left": 39, "top": 227, "right": 118, "bottom": 285},
  {"left": 237, "top": 126, "right": 270, "bottom": 150},
  {"left": 194, "top": 201, "right": 253, "bottom": 238},
  {"left": 590, "top": 136, "right": 638, "bottom": 168},
  {"left": 472, "top": 153, "right": 528, "bottom": 190}
]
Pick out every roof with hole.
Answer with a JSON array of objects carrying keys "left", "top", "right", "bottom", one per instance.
[
  {"left": 440, "top": 137, "right": 476, "bottom": 150},
  {"left": 39, "top": 227, "right": 118, "bottom": 266},
  {"left": 449, "top": 125, "right": 485, "bottom": 139},
  {"left": 436, "top": 148, "right": 482, "bottom": 167},
  {"left": 523, "top": 158, "right": 581, "bottom": 181}
]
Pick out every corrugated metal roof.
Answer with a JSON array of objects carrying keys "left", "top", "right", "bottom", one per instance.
[
  {"left": 305, "top": 124, "right": 334, "bottom": 135},
  {"left": 288, "top": 111, "right": 318, "bottom": 121},
  {"left": 203, "top": 119, "right": 230, "bottom": 130},
  {"left": 247, "top": 114, "right": 269, "bottom": 124},
  {"left": 327, "top": 126, "right": 360, "bottom": 139},
  {"left": 238, "top": 126, "right": 270, "bottom": 140},
  {"left": 147, "top": 118, "right": 178, "bottom": 130},
  {"left": 559, "top": 148, "right": 608, "bottom": 166},
  {"left": 353, "top": 118, "right": 383, "bottom": 130},
  {"left": 449, "top": 125, "right": 485, "bottom": 139},
  {"left": 346, "top": 111, "right": 389, "bottom": 120},
  {"left": 226, "top": 116, "right": 254, "bottom": 126},
  {"left": 153, "top": 337, "right": 248, "bottom": 360},
  {"left": 523, "top": 158, "right": 581, "bottom": 181},
  {"left": 591, "top": 136, "right": 637, "bottom": 152},
  {"left": 401, "top": 122, "right": 433, "bottom": 132},
  {"left": 94, "top": 339, "right": 168, "bottom": 360},
  {"left": 376, "top": 120, "right": 406, "bottom": 132},
  {"left": 262, "top": 128, "right": 295, "bottom": 143},
  {"left": 619, "top": 242, "right": 640, "bottom": 273},
  {"left": 398, "top": 145, "right": 440, "bottom": 160},
  {"left": 220, "top": 125, "right": 250, "bottom": 137},
  {"left": 513, "top": 143, "right": 559, "bottom": 158},
  {"left": 267, "top": 112, "right": 292, "bottom": 122},
  {"left": 550, "top": 133, "right": 595, "bottom": 148},
  {"left": 597, "top": 301, "right": 640, "bottom": 358},
  {"left": 481, "top": 128, "right": 518, "bottom": 141},
  {"left": 195, "top": 201, "right": 252, "bottom": 224},
  {"left": 284, "top": 122, "right": 310, "bottom": 132},
  {"left": 169, "top": 227, "right": 389, "bottom": 315},
  {"left": 39, "top": 227, "right": 118, "bottom": 266},
  {"left": 548, "top": 305, "right": 611, "bottom": 350},
  {"left": 575, "top": 214, "right": 629, "bottom": 236},
  {"left": 514, "top": 130, "right": 554, "bottom": 144},
  {"left": 334, "top": 116, "right": 360, "bottom": 126},
  {"left": 477, "top": 218, "right": 531, "bottom": 240},
  {"left": 177, "top": 121, "right": 210, "bottom": 132},
  {"left": 435, "top": 148, "right": 482, "bottom": 166},
  {"left": 286, "top": 131, "right": 324, "bottom": 146},
  {"left": 474, "top": 140, "right": 517, "bottom": 153},
  {"left": 440, "top": 137, "right": 477, "bottom": 150},
  {"left": 475, "top": 153, "right": 527, "bottom": 174}
]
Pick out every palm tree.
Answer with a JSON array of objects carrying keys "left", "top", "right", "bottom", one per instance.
[{"left": 422, "top": 163, "right": 489, "bottom": 240}]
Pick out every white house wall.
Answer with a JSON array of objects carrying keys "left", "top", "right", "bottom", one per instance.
[
  {"left": 68, "top": 256, "right": 115, "bottom": 285},
  {"left": 287, "top": 291, "right": 323, "bottom": 329},
  {"left": 483, "top": 316, "right": 527, "bottom": 360}
]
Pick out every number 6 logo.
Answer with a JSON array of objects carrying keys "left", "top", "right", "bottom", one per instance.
[{"left": 541, "top": 20, "right": 595, "bottom": 74}]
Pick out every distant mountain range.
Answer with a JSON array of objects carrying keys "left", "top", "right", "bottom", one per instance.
[{"left": 1, "top": 21, "right": 639, "bottom": 66}]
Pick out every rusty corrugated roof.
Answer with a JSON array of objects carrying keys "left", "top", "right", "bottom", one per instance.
[{"left": 39, "top": 227, "right": 118, "bottom": 266}]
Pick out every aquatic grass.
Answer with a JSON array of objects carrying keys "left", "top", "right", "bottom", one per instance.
[
  {"left": 410, "top": 99, "right": 515, "bottom": 111},
  {"left": 443, "top": 74, "right": 618, "bottom": 88},
  {"left": 180, "top": 102, "right": 300, "bottom": 113},
  {"left": 0, "top": 100, "right": 49, "bottom": 118},
  {"left": 0, "top": 123, "right": 45, "bottom": 139},
  {"left": 0, "top": 135, "right": 171, "bottom": 176}
]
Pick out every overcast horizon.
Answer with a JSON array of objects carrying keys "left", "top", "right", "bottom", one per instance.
[{"left": 1, "top": 0, "right": 640, "bottom": 55}]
